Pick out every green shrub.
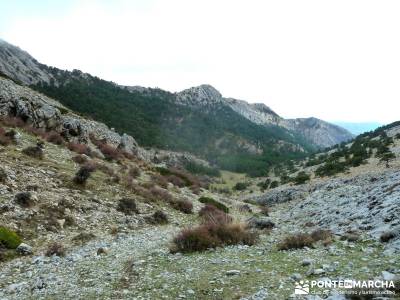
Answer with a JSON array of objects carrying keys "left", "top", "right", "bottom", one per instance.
[
  {"left": 293, "top": 171, "right": 310, "bottom": 185},
  {"left": 233, "top": 182, "right": 249, "bottom": 191},
  {"left": 257, "top": 179, "right": 271, "bottom": 191},
  {"left": 198, "top": 196, "right": 229, "bottom": 213},
  {"left": 0, "top": 226, "right": 22, "bottom": 249},
  {"left": 315, "top": 161, "right": 347, "bottom": 177},
  {"left": 269, "top": 181, "right": 279, "bottom": 188},
  {"left": 184, "top": 161, "right": 220, "bottom": 177}
]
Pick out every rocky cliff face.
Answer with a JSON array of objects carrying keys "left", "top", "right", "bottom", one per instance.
[
  {"left": 281, "top": 117, "right": 354, "bottom": 148},
  {"left": 0, "top": 39, "right": 55, "bottom": 85},
  {"left": 176, "top": 85, "right": 354, "bottom": 148},
  {"left": 0, "top": 76, "right": 138, "bottom": 154}
]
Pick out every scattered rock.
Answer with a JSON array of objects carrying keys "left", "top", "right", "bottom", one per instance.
[
  {"left": 16, "top": 243, "right": 33, "bottom": 255},
  {"left": 226, "top": 270, "right": 241, "bottom": 276},
  {"left": 247, "top": 217, "right": 275, "bottom": 230}
]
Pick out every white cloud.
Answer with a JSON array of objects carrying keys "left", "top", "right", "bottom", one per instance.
[{"left": 2, "top": 0, "right": 400, "bottom": 123}]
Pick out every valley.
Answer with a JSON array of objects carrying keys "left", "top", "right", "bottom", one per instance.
[{"left": 0, "top": 39, "right": 399, "bottom": 300}]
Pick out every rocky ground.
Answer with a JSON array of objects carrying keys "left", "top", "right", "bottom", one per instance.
[{"left": 0, "top": 118, "right": 399, "bottom": 300}]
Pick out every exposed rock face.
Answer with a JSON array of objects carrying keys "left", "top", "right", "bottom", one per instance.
[
  {"left": 176, "top": 84, "right": 223, "bottom": 106},
  {"left": 176, "top": 85, "right": 353, "bottom": 148},
  {"left": 0, "top": 77, "right": 138, "bottom": 154},
  {"left": 0, "top": 39, "right": 55, "bottom": 85},
  {"left": 281, "top": 117, "right": 354, "bottom": 148},
  {"left": 250, "top": 170, "right": 400, "bottom": 253}
]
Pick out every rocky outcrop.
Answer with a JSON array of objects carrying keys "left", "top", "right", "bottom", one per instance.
[
  {"left": 0, "top": 39, "right": 55, "bottom": 85},
  {"left": 176, "top": 84, "right": 223, "bottom": 107},
  {"left": 0, "top": 77, "right": 138, "bottom": 154},
  {"left": 176, "top": 84, "right": 353, "bottom": 148},
  {"left": 281, "top": 117, "right": 354, "bottom": 148},
  {"left": 249, "top": 169, "right": 400, "bottom": 253}
]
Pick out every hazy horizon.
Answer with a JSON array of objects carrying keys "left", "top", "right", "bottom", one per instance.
[{"left": 1, "top": 0, "right": 399, "bottom": 124}]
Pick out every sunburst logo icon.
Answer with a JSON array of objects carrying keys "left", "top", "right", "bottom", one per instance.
[{"left": 295, "top": 280, "right": 310, "bottom": 295}]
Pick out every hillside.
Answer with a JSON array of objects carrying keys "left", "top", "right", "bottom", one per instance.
[
  {"left": 0, "top": 82, "right": 398, "bottom": 299},
  {"left": 0, "top": 39, "right": 354, "bottom": 176}
]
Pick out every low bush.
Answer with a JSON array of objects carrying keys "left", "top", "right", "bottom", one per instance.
[
  {"left": 117, "top": 198, "right": 139, "bottom": 215},
  {"left": 151, "top": 174, "right": 169, "bottom": 189},
  {"left": 170, "top": 222, "right": 258, "bottom": 253},
  {"left": 22, "top": 144, "right": 44, "bottom": 159},
  {"left": 184, "top": 161, "right": 221, "bottom": 177},
  {"left": 0, "top": 116, "right": 24, "bottom": 128},
  {"left": 46, "top": 131, "right": 65, "bottom": 145},
  {"left": 198, "top": 196, "right": 229, "bottom": 213},
  {"left": 293, "top": 171, "right": 310, "bottom": 185},
  {"left": 170, "top": 199, "right": 193, "bottom": 214},
  {"left": 0, "top": 226, "right": 22, "bottom": 249},
  {"left": 0, "top": 133, "right": 12, "bottom": 146},
  {"left": 128, "top": 166, "right": 141, "bottom": 178},
  {"left": 72, "top": 232, "right": 96, "bottom": 245},
  {"left": 73, "top": 163, "right": 96, "bottom": 185},
  {"left": 98, "top": 143, "right": 121, "bottom": 161},
  {"left": 166, "top": 174, "right": 185, "bottom": 187},
  {"left": 233, "top": 182, "right": 250, "bottom": 191},
  {"left": 380, "top": 231, "right": 397, "bottom": 243},
  {"left": 150, "top": 186, "right": 173, "bottom": 202},
  {"left": 0, "top": 167, "right": 7, "bottom": 183},
  {"left": 269, "top": 181, "right": 279, "bottom": 189},
  {"left": 238, "top": 204, "right": 252, "bottom": 213},
  {"left": 278, "top": 233, "right": 314, "bottom": 250},
  {"left": 72, "top": 154, "right": 88, "bottom": 164},
  {"left": 146, "top": 210, "right": 169, "bottom": 225},
  {"left": 14, "top": 192, "right": 35, "bottom": 208},
  {"left": 310, "top": 229, "right": 332, "bottom": 242},
  {"left": 199, "top": 204, "right": 232, "bottom": 225},
  {"left": 257, "top": 179, "right": 271, "bottom": 191},
  {"left": 278, "top": 229, "right": 333, "bottom": 250},
  {"left": 45, "top": 242, "right": 65, "bottom": 257},
  {"left": 156, "top": 167, "right": 198, "bottom": 187},
  {"left": 247, "top": 217, "right": 275, "bottom": 230},
  {"left": 67, "top": 142, "right": 92, "bottom": 156}
]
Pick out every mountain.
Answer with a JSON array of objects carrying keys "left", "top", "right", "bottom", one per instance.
[
  {"left": 0, "top": 39, "right": 353, "bottom": 175},
  {"left": 333, "top": 121, "right": 382, "bottom": 135},
  {"left": 175, "top": 84, "right": 354, "bottom": 148}
]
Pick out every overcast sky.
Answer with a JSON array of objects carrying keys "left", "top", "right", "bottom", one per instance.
[{"left": 1, "top": 0, "right": 399, "bottom": 124}]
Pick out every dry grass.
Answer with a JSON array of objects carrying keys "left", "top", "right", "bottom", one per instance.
[
  {"left": 199, "top": 204, "right": 232, "bottom": 225},
  {"left": 171, "top": 222, "right": 258, "bottom": 253},
  {"left": 45, "top": 242, "right": 66, "bottom": 257},
  {"left": 278, "top": 233, "right": 314, "bottom": 250},
  {"left": 278, "top": 228, "right": 333, "bottom": 250}
]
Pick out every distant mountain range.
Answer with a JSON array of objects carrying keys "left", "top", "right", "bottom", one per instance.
[
  {"left": 0, "top": 38, "right": 354, "bottom": 175},
  {"left": 332, "top": 121, "right": 382, "bottom": 135}
]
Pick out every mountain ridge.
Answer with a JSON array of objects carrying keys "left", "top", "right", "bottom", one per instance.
[{"left": 0, "top": 39, "right": 354, "bottom": 176}]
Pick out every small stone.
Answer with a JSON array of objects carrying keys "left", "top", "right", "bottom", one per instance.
[
  {"left": 187, "top": 289, "right": 195, "bottom": 294},
  {"left": 382, "top": 271, "right": 396, "bottom": 281},
  {"left": 313, "top": 269, "right": 325, "bottom": 275},
  {"left": 301, "top": 258, "right": 313, "bottom": 266},
  {"left": 291, "top": 273, "right": 302, "bottom": 281},
  {"left": 16, "top": 243, "right": 33, "bottom": 255},
  {"left": 226, "top": 270, "right": 241, "bottom": 276},
  {"left": 97, "top": 247, "right": 108, "bottom": 255}
]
